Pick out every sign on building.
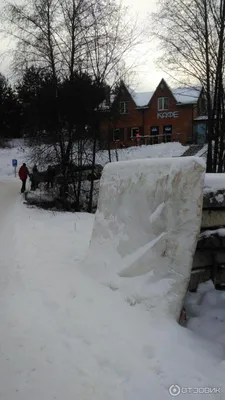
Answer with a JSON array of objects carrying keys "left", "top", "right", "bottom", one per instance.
[{"left": 157, "top": 111, "right": 179, "bottom": 119}]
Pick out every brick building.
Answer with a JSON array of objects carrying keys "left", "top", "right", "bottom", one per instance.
[{"left": 100, "top": 79, "right": 206, "bottom": 148}]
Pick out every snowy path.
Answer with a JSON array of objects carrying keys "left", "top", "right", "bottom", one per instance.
[
  {"left": 0, "top": 181, "right": 99, "bottom": 400},
  {"left": 0, "top": 179, "right": 20, "bottom": 292},
  {"left": 0, "top": 180, "right": 225, "bottom": 400}
]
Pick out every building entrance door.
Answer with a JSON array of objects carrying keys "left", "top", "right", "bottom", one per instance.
[{"left": 196, "top": 123, "right": 207, "bottom": 144}]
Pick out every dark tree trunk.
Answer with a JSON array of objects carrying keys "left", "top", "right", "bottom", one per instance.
[
  {"left": 204, "top": 0, "right": 213, "bottom": 172},
  {"left": 88, "top": 130, "right": 97, "bottom": 213}
]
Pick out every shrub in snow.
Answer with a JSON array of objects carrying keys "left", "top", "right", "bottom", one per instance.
[{"left": 25, "top": 180, "right": 100, "bottom": 212}]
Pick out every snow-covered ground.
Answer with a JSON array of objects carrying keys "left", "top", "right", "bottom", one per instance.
[
  {"left": 204, "top": 173, "right": 225, "bottom": 194},
  {"left": 0, "top": 180, "right": 225, "bottom": 400},
  {"left": 185, "top": 281, "right": 225, "bottom": 354},
  {"left": 0, "top": 140, "right": 188, "bottom": 178},
  {"left": 0, "top": 141, "right": 29, "bottom": 178},
  {"left": 97, "top": 142, "right": 188, "bottom": 165},
  {"left": 0, "top": 141, "right": 225, "bottom": 399}
]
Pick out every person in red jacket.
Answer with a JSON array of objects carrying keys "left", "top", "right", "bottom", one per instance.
[{"left": 19, "top": 163, "right": 30, "bottom": 193}]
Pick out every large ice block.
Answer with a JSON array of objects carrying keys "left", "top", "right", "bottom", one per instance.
[{"left": 82, "top": 157, "right": 206, "bottom": 320}]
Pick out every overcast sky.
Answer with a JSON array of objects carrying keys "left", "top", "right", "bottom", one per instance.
[
  {"left": 0, "top": 0, "right": 165, "bottom": 91},
  {"left": 123, "top": 0, "right": 165, "bottom": 91}
]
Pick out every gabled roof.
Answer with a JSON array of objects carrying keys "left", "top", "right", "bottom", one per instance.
[
  {"left": 99, "top": 79, "right": 202, "bottom": 110},
  {"left": 128, "top": 84, "right": 202, "bottom": 108},
  {"left": 127, "top": 88, "right": 154, "bottom": 108},
  {"left": 172, "top": 87, "right": 202, "bottom": 105}
]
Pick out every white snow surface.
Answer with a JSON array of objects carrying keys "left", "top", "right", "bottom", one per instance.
[
  {"left": 129, "top": 90, "right": 154, "bottom": 107},
  {"left": 204, "top": 173, "right": 225, "bottom": 193},
  {"left": 0, "top": 141, "right": 29, "bottom": 178},
  {"left": 1, "top": 144, "right": 225, "bottom": 399},
  {"left": 195, "top": 144, "right": 208, "bottom": 158},
  {"left": 97, "top": 142, "right": 188, "bottom": 165},
  {"left": 0, "top": 141, "right": 188, "bottom": 178},
  {"left": 194, "top": 115, "right": 208, "bottom": 121},
  {"left": 185, "top": 280, "right": 225, "bottom": 349},
  {"left": 83, "top": 156, "right": 206, "bottom": 321},
  {"left": 1, "top": 176, "right": 225, "bottom": 400},
  {"left": 172, "top": 86, "right": 201, "bottom": 105},
  {"left": 200, "top": 228, "right": 225, "bottom": 238},
  {"left": 128, "top": 86, "right": 201, "bottom": 107}
]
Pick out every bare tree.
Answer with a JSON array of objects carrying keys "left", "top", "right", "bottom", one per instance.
[
  {"left": 1, "top": 0, "right": 142, "bottom": 84},
  {"left": 151, "top": 0, "right": 225, "bottom": 172},
  {"left": 1, "top": 0, "right": 143, "bottom": 211}
]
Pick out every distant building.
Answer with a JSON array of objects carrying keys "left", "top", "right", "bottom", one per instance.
[{"left": 99, "top": 78, "right": 207, "bottom": 148}]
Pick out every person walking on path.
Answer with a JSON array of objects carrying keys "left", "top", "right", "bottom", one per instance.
[{"left": 19, "top": 163, "right": 30, "bottom": 193}]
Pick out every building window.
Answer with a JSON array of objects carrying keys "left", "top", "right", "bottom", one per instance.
[
  {"left": 150, "top": 126, "right": 159, "bottom": 144},
  {"left": 113, "top": 129, "right": 120, "bottom": 141},
  {"left": 131, "top": 127, "right": 139, "bottom": 138},
  {"left": 163, "top": 125, "right": 172, "bottom": 142},
  {"left": 150, "top": 126, "right": 159, "bottom": 135},
  {"left": 158, "top": 97, "right": 169, "bottom": 111},
  {"left": 120, "top": 101, "right": 129, "bottom": 114},
  {"left": 113, "top": 128, "right": 124, "bottom": 141},
  {"left": 163, "top": 125, "right": 172, "bottom": 134}
]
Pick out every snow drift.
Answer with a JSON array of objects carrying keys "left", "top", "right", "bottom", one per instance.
[
  {"left": 1, "top": 171, "right": 225, "bottom": 400},
  {"left": 83, "top": 157, "right": 206, "bottom": 320}
]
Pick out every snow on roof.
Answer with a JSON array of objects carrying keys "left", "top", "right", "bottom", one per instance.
[
  {"left": 172, "top": 87, "right": 202, "bottom": 104},
  {"left": 194, "top": 116, "right": 208, "bottom": 121},
  {"left": 195, "top": 144, "right": 208, "bottom": 158},
  {"left": 128, "top": 85, "right": 201, "bottom": 108},
  {"left": 129, "top": 90, "right": 154, "bottom": 107},
  {"left": 99, "top": 82, "right": 202, "bottom": 109}
]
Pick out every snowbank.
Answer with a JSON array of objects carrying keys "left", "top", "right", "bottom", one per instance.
[
  {"left": 200, "top": 228, "right": 225, "bottom": 238},
  {"left": 0, "top": 179, "right": 225, "bottom": 399},
  {"left": 96, "top": 142, "right": 188, "bottom": 165},
  {"left": 0, "top": 140, "right": 188, "bottom": 178},
  {"left": 185, "top": 281, "right": 225, "bottom": 348},
  {"left": 0, "top": 141, "right": 30, "bottom": 178},
  {"left": 0, "top": 140, "right": 189, "bottom": 212},
  {"left": 83, "top": 156, "right": 206, "bottom": 320},
  {"left": 204, "top": 174, "right": 225, "bottom": 193}
]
